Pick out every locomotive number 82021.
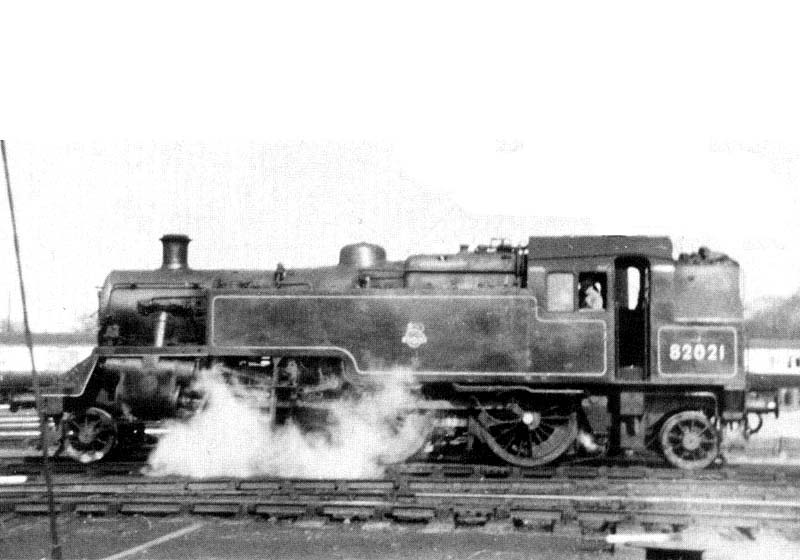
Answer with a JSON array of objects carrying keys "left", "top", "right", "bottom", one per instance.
[
  {"left": 668, "top": 343, "right": 726, "bottom": 362},
  {"left": 657, "top": 326, "right": 737, "bottom": 375}
]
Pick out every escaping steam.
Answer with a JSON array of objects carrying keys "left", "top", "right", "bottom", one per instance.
[{"left": 146, "top": 367, "right": 429, "bottom": 479}]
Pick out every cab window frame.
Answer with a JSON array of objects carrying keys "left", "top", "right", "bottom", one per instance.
[
  {"left": 578, "top": 271, "right": 608, "bottom": 311},
  {"left": 546, "top": 272, "right": 575, "bottom": 312}
]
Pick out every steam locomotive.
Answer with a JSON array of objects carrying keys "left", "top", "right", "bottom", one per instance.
[{"left": 2, "top": 234, "right": 784, "bottom": 469}]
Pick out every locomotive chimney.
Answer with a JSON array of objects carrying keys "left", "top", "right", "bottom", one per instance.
[{"left": 160, "top": 234, "right": 191, "bottom": 270}]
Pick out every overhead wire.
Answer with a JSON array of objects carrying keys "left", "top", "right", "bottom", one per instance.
[{"left": 2, "top": 140, "right": 62, "bottom": 560}]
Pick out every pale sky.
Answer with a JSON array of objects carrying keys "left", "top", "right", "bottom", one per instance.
[{"left": 2, "top": 3, "right": 800, "bottom": 330}]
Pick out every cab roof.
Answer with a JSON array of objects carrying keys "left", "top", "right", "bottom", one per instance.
[{"left": 528, "top": 236, "right": 673, "bottom": 260}]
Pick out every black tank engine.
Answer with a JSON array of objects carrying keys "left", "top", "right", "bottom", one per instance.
[{"left": 11, "top": 234, "right": 777, "bottom": 469}]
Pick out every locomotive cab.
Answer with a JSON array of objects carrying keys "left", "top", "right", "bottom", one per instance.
[{"left": 523, "top": 237, "right": 743, "bottom": 468}]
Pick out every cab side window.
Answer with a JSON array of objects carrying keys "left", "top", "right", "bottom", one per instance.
[
  {"left": 547, "top": 273, "right": 574, "bottom": 311},
  {"left": 578, "top": 272, "right": 607, "bottom": 311}
]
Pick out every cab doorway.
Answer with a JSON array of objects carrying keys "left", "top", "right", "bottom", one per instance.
[{"left": 615, "top": 257, "right": 649, "bottom": 381}]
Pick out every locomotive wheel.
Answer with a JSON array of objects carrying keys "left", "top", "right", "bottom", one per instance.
[
  {"left": 471, "top": 403, "right": 578, "bottom": 467},
  {"left": 659, "top": 410, "right": 719, "bottom": 470},
  {"left": 63, "top": 407, "right": 117, "bottom": 464}
]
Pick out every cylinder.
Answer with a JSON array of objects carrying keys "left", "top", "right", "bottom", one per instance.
[{"left": 108, "top": 357, "right": 197, "bottom": 419}]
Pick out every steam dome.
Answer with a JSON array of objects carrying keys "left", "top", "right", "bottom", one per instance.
[{"left": 338, "top": 243, "right": 386, "bottom": 268}]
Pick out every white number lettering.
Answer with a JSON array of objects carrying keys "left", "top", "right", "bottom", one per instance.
[
  {"left": 693, "top": 344, "right": 706, "bottom": 361},
  {"left": 667, "top": 342, "right": 729, "bottom": 362}
]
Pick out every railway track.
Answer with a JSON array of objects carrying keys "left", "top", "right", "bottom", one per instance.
[
  {"left": 2, "top": 464, "right": 799, "bottom": 543},
  {"left": 4, "top": 407, "right": 800, "bottom": 548},
  {"left": 5, "top": 452, "right": 800, "bottom": 482},
  {"left": 3, "top": 433, "right": 800, "bottom": 554}
]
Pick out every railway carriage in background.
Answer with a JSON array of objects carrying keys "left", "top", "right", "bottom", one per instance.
[{"left": 3, "top": 234, "right": 783, "bottom": 469}]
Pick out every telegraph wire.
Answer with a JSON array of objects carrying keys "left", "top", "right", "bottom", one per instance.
[{"left": 1, "top": 140, "right": 62, "bottom": 560}]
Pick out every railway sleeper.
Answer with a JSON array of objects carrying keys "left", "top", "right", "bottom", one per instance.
[
  {"left": 252, "top": 503, "right": 308, "bottom": 519},
  {"left": 390, "top": 506, "right": 436, "bottom": 522},
  {"left": 74, "top": 502, "right": 112, "bottom": 516},
  {"left": 13, "top": 502, "right": 64, "bottom": 515},
  {"left": 191, "top": 502, "right": 241, "bottom": 516},
  {"left": 321, "top": 505, "right": 377, "bottom": 522},
  {"left": 510, "top": 508, "right": 561, "bottom": 532},
  {"left": 119, "top": 502, "right": 182, "bottom": 516},
  {"left": 453, "top": 507, "right": 493, "bottom": 526}
]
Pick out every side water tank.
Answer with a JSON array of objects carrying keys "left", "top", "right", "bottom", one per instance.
[{"left": 339, "top": 243, "right": 387, "bottom": 268}]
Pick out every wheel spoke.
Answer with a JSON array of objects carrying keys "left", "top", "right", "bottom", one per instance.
[
  {"left": 490, "top": 419, "right": 523, "bottom": 426},
  {"left": 527, "top": 432, "right": 535, "bottom": 456},
  {"left": 501, "top": 429, "right": 522, "bottom": 448},
  {"left": 491, "top": 425, "right": 517, "bottom": 443},
  {"left": 660, "top": 411, "right": 718, "bottom": 470}
]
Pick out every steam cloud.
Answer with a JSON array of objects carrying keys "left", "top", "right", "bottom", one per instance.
[{"left": 146, "top": 367, "right": 429, "bottom": 479}]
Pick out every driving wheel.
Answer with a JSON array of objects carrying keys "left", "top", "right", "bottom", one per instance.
[{"left": 471, "top": 403, "right": 578, "bottom": 467}]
